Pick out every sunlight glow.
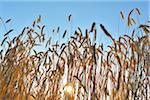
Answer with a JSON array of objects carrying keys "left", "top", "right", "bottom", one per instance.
[{"left": 64, "top": 82, "right": 74, "bottom": 97}]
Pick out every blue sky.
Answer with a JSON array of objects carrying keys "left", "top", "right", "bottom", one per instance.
[{"left": 0, "top": 0, "right": 149, "bottom": 47}]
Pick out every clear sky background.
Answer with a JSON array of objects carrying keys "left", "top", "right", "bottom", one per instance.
[{"left": 0, "top": 0, "right": 149, "bottom": 48}]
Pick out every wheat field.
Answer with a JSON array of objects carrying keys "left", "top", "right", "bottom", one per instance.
[{"left": 0, "top": 8, "right": 149, "bottom": 100}]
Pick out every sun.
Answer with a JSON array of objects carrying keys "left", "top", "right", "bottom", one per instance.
[{"left": 63, "top": 82, "right": 75, "bottom": 99}]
